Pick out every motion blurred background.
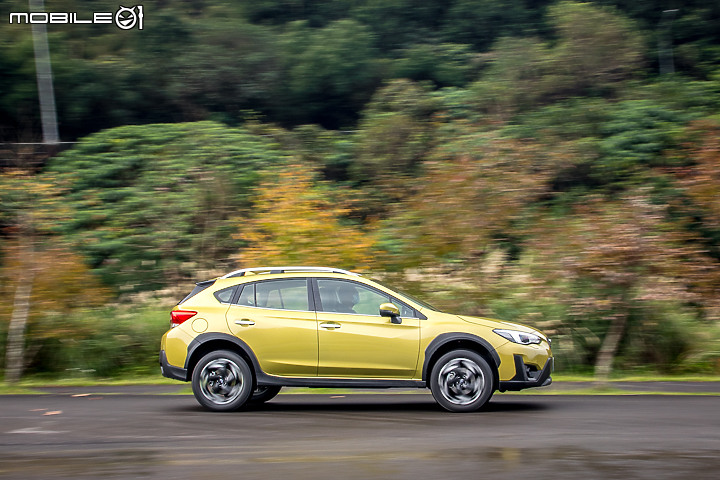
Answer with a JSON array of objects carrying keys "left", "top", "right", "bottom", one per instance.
[{"left": 1, "top": 0, "right": 719, "bottom": 384}]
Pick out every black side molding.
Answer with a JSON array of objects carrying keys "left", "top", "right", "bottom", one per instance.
[
  {"left": 185, "top": 332, "right": 264, "bottom": 374},
  {"left": 159, "top": 350, "right": 188, "bottom": 382},
  {"left": 422, "top": 332, "right": 501, "bottom": 381},
  {"left": 499, "top": 356, "right": 554, "bottom": 392},
  {"left": 256, "top": 373, "right": 425, "bottom": 389}
]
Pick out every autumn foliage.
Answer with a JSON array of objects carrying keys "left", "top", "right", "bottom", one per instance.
[
  {"left": 677, "top": 122, "right": 720, "bottom": 230},
  {"left": 386, "top": 133, "right": 558, "bottom": 268},
  {"left": 524, "top": 195, "right": 717, "bottom": 376},
  {"left": 234, "top": 164, "right": 376, "bottom": 271}
]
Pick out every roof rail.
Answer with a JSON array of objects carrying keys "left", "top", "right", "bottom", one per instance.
[{"left": 220, "top": 266, "right": 361, "bottom": 279}]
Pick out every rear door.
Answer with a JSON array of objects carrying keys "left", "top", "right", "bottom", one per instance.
[{"left": 226, "top": 278, "right": 317, "bottom": 377}]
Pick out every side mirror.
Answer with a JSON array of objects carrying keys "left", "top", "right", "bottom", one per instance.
[{"left": 379, "top": 303, "right": 402, "bottom": 324}]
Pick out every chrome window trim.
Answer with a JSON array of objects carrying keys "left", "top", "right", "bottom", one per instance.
[
  {"left": 316, "top": 310, "right": 400, "bottom": 319},
  {"left": 226, "top": 304, "right": 315, "bottom": 314}
]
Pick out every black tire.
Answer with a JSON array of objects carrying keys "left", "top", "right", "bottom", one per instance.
[
  {"left": 429, "top": 349, "right": 494, "bottom": 413},
  {"left": 248, "top": 385, "right": 282, "bottom": 405},
  {"left": 191, "top": 350, "right": 253, "bottom": 412}
]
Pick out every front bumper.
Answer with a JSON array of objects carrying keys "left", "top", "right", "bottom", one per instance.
[
  {"left": 159, "top": 350, "right": 188, "bottom": 382},
  {"left": 498, "top": 355, "right": 553, "bottom": 392}
]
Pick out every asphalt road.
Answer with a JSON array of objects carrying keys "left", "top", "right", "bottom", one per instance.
[{"left": 1, "top": 392, "right": 719, "bottom": 479}]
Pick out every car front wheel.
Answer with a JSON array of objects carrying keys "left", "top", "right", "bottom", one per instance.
[
  {"left": 192, "top": 350, "right": 253, "bottom": 412},
  {"left": 430, "top": 350, "right": 494, "bottom": 413}
]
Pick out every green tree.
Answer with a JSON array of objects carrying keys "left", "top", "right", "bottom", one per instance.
[
  {"left": 0, "top": 22, "right": 41, "bottom": 141},
  {"left": 440, "top": 0, "right": 538, "bottom": 52},
  {"left": 167, "top": 17, "right": 281, "bottom": 124},
  {"left": 278, "top": 19, "right": 381, "bottom": 128},
  {"left": 352, "top": 79, "right": 439, "bottom": 184},
  {"left": 594, "top": 100, "right": 688, "bottom": 185},
  {"left": 43, "top": 122, "right": 287, "bottom": 292},
  {"left": 471, "top": 2, "right": 644, "bottom": 116},
  {"left": 244, "top": 0, "right": 355, "bottom": 27},
  {"left": 470, "top": 36, "right": 554, "bottom": 117},
  {"left": 351, "top": 0, "right": 449, "bottom": 51},
  {"left": 280, "top": 124, "right": 356, "bottom": 183},
  {"left": 547, "top": 1, "right": 644, "bottom": 97},
  {"left": 391, "top": 43, "right": 475, "bottom": 87}
]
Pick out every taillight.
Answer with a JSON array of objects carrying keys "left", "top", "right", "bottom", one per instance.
[{"left": 170, "top": 310, "right": 197, "bottom": 328}]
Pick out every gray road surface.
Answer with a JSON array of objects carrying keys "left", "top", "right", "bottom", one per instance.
[{"left": 1, "top": 392, "right": 719, "bottom": 479}]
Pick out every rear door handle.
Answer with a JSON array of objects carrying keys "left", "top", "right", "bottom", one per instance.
[
  {"left": 235, "top": 319, "right": 255, "bottom": 326},
  {"left": 320, "top": 322, "right": 341, "bottom": 330}
]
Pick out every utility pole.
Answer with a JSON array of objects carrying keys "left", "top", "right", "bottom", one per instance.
[
  {"left": 658, "top": 9, "right": 679, "bottom": 75},
  {"left": 29, "top": 0, "right": 59, "bottom": 144}
]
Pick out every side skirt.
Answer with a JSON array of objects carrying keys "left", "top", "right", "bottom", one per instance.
[{"left": 256, "top": 372, "right": 426, "bottom": 389}]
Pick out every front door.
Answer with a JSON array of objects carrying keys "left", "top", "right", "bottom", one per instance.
[{"left": 314, "top": 278, "right": 420, "bottom": 378}]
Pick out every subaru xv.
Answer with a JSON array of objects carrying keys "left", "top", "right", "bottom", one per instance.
[{"left": 160, "top": 267, "right": 553, "bottom": 412}]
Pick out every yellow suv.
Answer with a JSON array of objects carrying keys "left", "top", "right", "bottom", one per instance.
[{"left": 160, "top": 267, "right": 553, "bottom": 412}]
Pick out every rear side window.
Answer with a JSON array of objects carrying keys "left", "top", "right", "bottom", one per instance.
[
  {"left": 235, "top": 284, "right": 256, "bottom": 307},
  {"left": 256, "top": 279, "right": 309, "bottom": 311}
]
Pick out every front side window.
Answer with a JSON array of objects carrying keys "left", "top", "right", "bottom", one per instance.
[
  {"left": 397, "top": 303, "right": 416, "bottom": 318},
  {"left": 317, "top": 279, "right": 416, "bottom": 316}
]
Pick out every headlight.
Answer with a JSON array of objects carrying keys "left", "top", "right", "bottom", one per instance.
[{"left": 493, "top": 329, "right": 543, "bottom": 345}]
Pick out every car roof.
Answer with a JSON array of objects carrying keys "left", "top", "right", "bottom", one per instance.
[{"left": 220, "top": 266, "right": 361, "bottom": 278}]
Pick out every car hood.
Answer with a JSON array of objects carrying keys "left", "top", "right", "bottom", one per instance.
[{"left": 457, "top": 315, "right": 543, "bottom": 335}]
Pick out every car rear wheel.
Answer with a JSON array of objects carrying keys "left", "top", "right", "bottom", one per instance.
[
  {"left": 249, "top": 385, "right": 282, "bottom": 404},
  {"left": 192, "top": 350, "right": 253, "bottom": 412},
  {"left": 430, "top": 350, "right": 494, "bottom": 413}
]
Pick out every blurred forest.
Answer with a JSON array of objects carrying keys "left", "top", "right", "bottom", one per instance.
[{"left": 1, "top": 0, "right": 720, "bottom": 380}]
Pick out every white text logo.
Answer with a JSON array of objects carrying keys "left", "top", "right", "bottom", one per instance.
[{"left": 10, "top": 6, "right": 144, "bottom": 30}]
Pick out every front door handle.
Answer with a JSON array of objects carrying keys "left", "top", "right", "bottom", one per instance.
[
  {"left": 235, "top": 319, "right": 255, "bottom": 326},
  {"left": 320, "top": 322, "right": 341, "bottom": 329}
]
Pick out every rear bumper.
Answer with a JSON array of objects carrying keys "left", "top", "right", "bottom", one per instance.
[
  {"left": 498, "top": 355, "right": 553, "bottom": 392},
  {"left": 159, "top": 350, "right": 188, "bottom": 382}
]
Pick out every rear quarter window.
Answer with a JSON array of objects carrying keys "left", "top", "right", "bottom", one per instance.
[{"left": 214, "top": 286, "right": 237, "bottom": 304}]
